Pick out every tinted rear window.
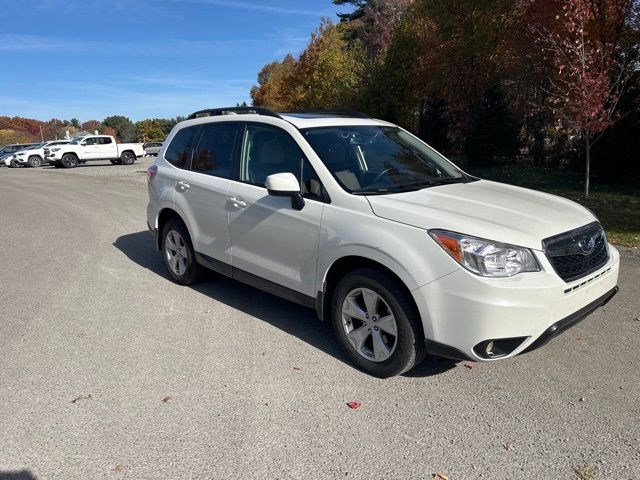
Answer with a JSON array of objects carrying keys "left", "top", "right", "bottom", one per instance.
[
  {"left": 165, "top": 126, "right": 198, "bottom": 169},
  {"left": 191, "top": 123, "right": 240, "bottom": 178}
]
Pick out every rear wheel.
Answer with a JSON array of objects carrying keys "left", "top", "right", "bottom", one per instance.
[
  {"left": 28, "top": 156, "right": 42, "bottom": 168},
  {"left": 120, "top": 151, "right": 135, "bottom": 165},
  {"left": 331, "top": 268, "right": 426, "bottom": 378},
  {"left": 61, "top": 154, "right": 79, "bottom": 168},
  {"left": 161, "top": 219, "right": 202, "bottom": 286}
]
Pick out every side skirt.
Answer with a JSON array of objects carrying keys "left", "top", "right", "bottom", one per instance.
[{"left": 195, "top": 252, "right": 316, "bottom": 310}]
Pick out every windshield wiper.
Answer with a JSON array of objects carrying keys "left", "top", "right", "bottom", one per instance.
[{"left": 353, "top": 178, "right": 466, "bottom": 195}]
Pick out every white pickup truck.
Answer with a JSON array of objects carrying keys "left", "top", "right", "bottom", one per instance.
[{"left": 45, "top": 134, "right": 144, "bottom": 168}]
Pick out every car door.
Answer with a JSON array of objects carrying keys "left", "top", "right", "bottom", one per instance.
[
  {"left": 97, "top": 136, "right": 116, "bottom": 159},
  {"left": 80, "top": 137, "right": 100, "bottom": 160},
  {"left": 227, "top": 123, "right": 326, "bottom": 299},
  {"left": 173, "top": 122, "right": 242, "bottom": 272}
]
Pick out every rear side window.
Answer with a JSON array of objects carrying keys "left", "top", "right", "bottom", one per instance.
[
  {"left": 191, "top": 123, "right": 241, "bottom": 178},
  {"left": 98, "top": 137, "right": 112, "bottom": 145},
  {"left": 165, "top": 126, "right": 198, "bottom": 169}
]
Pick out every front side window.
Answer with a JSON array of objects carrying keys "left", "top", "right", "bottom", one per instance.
[
  {"left": 83, "top": 138, "right": 96, "bottom": 146},
  {"left": 302, "top": 126, "right": 469, "bottom": 194},
  {"left": 191, "top": 123, "right": 241, "bottom": 178},
  {"left": 165, "top": 126, "right": 198, "bottom": 169},
  {"left": 241, "top": 124, "right": 324, "bottom": 201}
]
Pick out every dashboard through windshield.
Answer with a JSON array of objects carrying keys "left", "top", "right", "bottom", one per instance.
[{"left": 301, "top": 126, "right": 469, "bottom": 194}]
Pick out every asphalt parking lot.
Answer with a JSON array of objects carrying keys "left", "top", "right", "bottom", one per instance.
[{"left": 1, "top": 162, "right": 639, "bottom": 480}]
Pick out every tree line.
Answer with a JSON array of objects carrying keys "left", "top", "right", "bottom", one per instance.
[
  {"left": 251, "top": 0, "right": 640, "bottom": 193},
  {"left": 0, "top": 115, "right": 183, "bottom": 146}
]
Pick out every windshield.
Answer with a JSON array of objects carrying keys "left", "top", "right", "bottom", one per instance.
[
  {"left": 302, "top": 126, "right": 469, "bottom": 194},
  {"left": 70, "top": 136, "right": 86, "bottom": 144}
]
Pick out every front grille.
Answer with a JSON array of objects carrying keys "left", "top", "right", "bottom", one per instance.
[{"left": 543, "top": 222, "right": 609, "bottom": 283}]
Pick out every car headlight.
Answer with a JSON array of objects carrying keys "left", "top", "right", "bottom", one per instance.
[
  {"left": 16, "top": 153, "right": 25, "bottom": 156},
  {"left": 429, "top": 230, "right": 540, "bottom": 277},
  {"left": 52, "top": 147, "right": 61, "bottom": 152}
]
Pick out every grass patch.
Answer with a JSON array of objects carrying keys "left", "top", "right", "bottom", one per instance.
[{"left": 465, "top": 164, "right": 640, "bottom": 247}]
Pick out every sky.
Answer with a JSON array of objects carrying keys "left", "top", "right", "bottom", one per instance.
[{"left": 0, "top": 0, "right": 351, "bottom": 122}]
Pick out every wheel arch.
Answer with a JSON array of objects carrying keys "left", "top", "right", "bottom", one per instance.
[
  {"left": 317, "top": 255, "right": 420, "bottom": 327},
  {"left": 156, "top": 207, "right": 191, "bottom": 251}
]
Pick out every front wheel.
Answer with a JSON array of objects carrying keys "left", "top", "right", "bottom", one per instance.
[
  {"left": 61, "top": 154, "right": 79, "bottom": 168},
  {"left": 161, "top": 219, "right": 202, "bottom": 285},
  {"left": 120, "top": 151, "right": 135, "bottom": 165},
  {"left": 9, "top": 159, "right": 19, "bottom": 168},
  {"left": 331, "top": 268, "right": 426, "bottom": 378},
  {"left": 28, "top": 156, "right": 43, "bottom": 168}
]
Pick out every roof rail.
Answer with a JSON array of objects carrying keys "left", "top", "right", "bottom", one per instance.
[
  {"left": 188, "top": 107, "right": 282, "bottom": 120},
  {"left": 282, "top": 109, "right": 371, "bottom": 119}
]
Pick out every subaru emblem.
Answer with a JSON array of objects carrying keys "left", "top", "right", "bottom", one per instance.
[{"left": 579, "top": 235, "right": 596, "bottom": 254}]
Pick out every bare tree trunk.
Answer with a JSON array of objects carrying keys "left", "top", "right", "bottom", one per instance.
[{"left": 585, "top": 135, "right": 591, "bottom": 198}]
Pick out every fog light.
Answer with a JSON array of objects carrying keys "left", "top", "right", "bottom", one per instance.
[
  {"left": 473, "top": 337, "right": 528, "bottom": 359},
  {"left": 485, "top": 340, "right": 495, "bottom": 356}
]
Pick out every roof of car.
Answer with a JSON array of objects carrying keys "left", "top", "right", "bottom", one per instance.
[
  {"left": 182, "top": 108, "right": 394, "bottom": 130},
  {"left": 279, "top": 113, "right": 393, "bottom": 129}
]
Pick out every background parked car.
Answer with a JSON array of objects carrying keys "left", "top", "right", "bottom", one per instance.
[
  {"left": 10, "top": 140, "right": 71, "bottom": 167},
  {"left": 45, "top": 134, "right": 144, "bottom": 168},
  {"left": 143, "top": 142, "right": 163, "bottom": 156},
  {"left": 0, "top": 143, "right": 39, "bottom": 166}
]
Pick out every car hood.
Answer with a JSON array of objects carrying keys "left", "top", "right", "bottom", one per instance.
[{"left": 365, "top": 180, "right": 596, "bottom": 250}]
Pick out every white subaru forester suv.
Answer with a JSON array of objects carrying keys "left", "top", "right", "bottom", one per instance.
[{"left": 146, "top": 107, "right": 619, "bottom": 377}]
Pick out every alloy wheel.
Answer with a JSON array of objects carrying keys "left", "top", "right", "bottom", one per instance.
[
  {"left": 165, "top": 230, "right": 188, "bottom": 276},
  {"left": 341, "top": 288, "right": 398, "bottom": 362}
]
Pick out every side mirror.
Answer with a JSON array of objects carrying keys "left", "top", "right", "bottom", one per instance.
[{"left": 265, "top": 172, "right": 305, "bottom": 211}]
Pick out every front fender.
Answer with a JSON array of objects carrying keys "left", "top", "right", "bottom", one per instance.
[{"left": 317, "top": 206, "right": 459, "bottom": 293}]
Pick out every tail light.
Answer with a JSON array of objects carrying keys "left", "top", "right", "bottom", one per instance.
[{"left": 147, "top": 164, "right": 158, "bottom": 183}]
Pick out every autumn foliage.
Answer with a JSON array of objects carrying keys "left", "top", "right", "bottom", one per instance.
[{"left": 251, "top": 0, "right": 640, "bottom": 188}]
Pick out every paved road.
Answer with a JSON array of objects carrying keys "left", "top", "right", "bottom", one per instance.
[{"left": 1, "top": 164, "right": 639, "bottom": 480}]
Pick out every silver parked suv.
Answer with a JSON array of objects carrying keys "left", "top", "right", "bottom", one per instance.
[{"left": 146, "top": 107, "right": 619, "bottom": 377}]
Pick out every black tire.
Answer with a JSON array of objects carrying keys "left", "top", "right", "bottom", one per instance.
[
  {"left": 161, "top": 219, "right": 202, "bottom": 286},
  {"left": 110, "top": 159, "right": 122, "bottom": 165},
  {"left": 28, "top": 156, "right": 43, "bottom": 168},
  {"left": 120, "top": 151, "right": 135, "bottom": 165},
  {"left": 331, "top": 268, "right": 426, "bottom": 378},
  {"left": 61, "top": 153, "right": 79, "bottom": 168},
  {"left": 9, "top": 159, "right": 19, "bottom": 168}
]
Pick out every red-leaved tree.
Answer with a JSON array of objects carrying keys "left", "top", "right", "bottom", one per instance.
[{"left": 539, "top": 0, "right": 635, "bottom": 197}]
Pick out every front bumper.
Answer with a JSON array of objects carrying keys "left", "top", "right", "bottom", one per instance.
[{"left": 413, "top": 245, "right": 620, "bottom": 361}]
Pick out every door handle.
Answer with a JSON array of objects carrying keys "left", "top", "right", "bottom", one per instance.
[
  {"left": 229, "top": 196, "right": 247, "bottom": 208},
  {"left": 177, "top": 180, "right": 191, "bottom": 190}
]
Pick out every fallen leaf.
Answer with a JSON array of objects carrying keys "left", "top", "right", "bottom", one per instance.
[
  {"left": 293, "top": 367, "right": 301, "bottom": 371},
  {"left": 503, "top": 443, "right": 514, "bottom": 452},
  {"left": 112, "top": 464, "right": 126, "bottom": 473},
  {"left": 162, "top": 396, "right": 172, "bottom": 403},
  {"left": 71, "top": 394, "right": 92, "bottom": 404},
  {"left": 464, "top": 363, "right": 474, "bottom": 369},
  {"left": 346, "top": 401, "right": 361, "bottom": 410},
  {"left": 575, "top": 464, "right": 597, "bottom": 480},
  {"left": 432, "top": 473, "right": 449, "bottom": 480}
]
